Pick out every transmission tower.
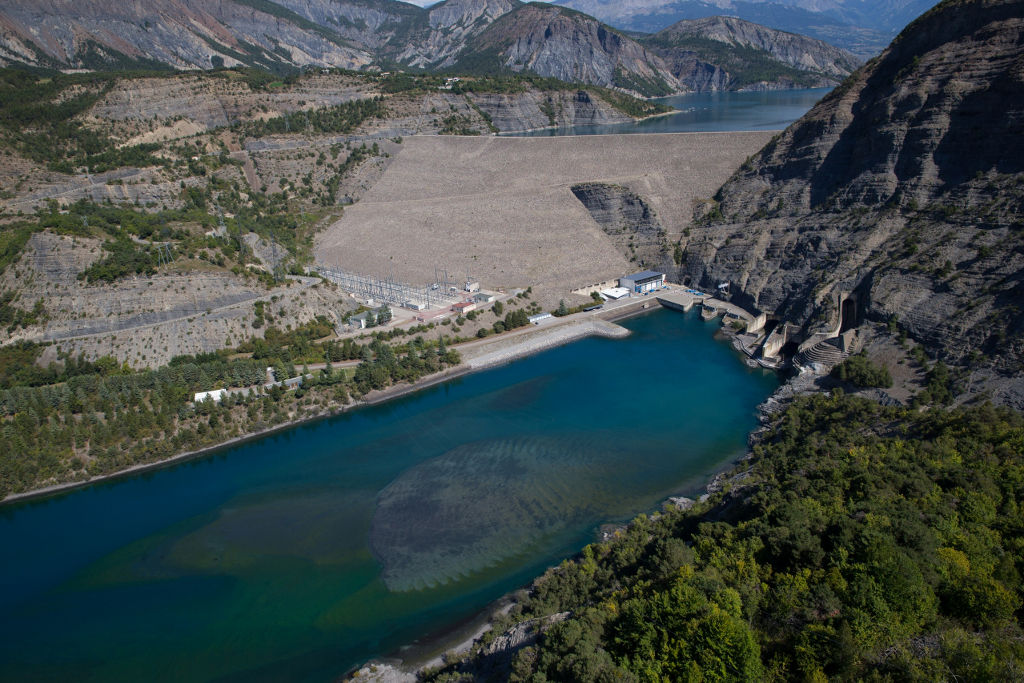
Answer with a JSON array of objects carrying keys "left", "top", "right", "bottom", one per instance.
[{"left": 157, "top": 243, "right": 173, "bottom": 268}]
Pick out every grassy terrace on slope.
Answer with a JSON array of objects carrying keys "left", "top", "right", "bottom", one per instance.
[
  {"left": 380, "top": 72, "right": 671, "bottom": 118},
  {"left": 428, "top": 393, "right": 1024, "bottom": 681}
]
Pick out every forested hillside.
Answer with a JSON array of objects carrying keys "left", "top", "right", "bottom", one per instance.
[{"left": 428, "top": 394, "right": 1024, "bottom": 680}]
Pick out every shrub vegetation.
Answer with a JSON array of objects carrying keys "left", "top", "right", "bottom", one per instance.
[{"left": 830, "top": 352, "right": 893, "bottom": 388}]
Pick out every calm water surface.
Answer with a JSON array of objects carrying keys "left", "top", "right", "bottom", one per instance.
[
  {"left": 509, "top": 87, "right": 832, "bottom": 136},
  {"left": 0, "top": 309, "right": 777, "bottom": 682}
]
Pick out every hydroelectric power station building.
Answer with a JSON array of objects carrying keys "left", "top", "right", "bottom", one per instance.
[{"left": 619, "top": 270, "right": 665, "bottom": 294}]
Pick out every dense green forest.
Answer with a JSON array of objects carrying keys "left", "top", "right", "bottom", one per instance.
[
  {"left": 830, "top": 352, "right": 893, "bottom": 388},
  {"left": 428, "top": 393, "right": 1024, "bottom": 681}
]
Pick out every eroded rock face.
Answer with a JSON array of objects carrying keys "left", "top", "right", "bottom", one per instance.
[
  {"left": 455, "top": 3, "right": 683, "bottom": 95},
  {"left": 571, "top": 182, "right": 672, "bottom": 271},
  {"left": 682, "top": 0, "right": 1024, "bottom": 382},
  {"left": 656, "top": 52, "right": 731, "bottom": 92},
  {"left": 0, "top": 0, "right": 372, "bottom": 71}
]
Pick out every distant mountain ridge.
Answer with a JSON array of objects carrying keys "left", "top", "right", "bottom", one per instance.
[
  {"left": 0, "top": 0, "right": 858, "bottom": 95},
  {"left": 643, "top": 15, "right": 861, "bottom": 90},
  {"left": 553, "top": 0, "right": 942, "bottom": 56}
]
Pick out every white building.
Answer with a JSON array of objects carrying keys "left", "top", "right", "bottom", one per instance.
[
  {"left": 194, "top": 389, "right": 228, "bottom": 403},
  {"left": 601, "top": 287, "right": 630, "bottom": 300},
  {"left": 528, "top": 312, "right": 553, "bottom": 325},
  {"left": 619, "top": 270, "right": 665, "bottom": 294}
]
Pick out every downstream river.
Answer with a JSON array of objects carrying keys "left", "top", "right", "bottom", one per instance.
[
  {"left": 509, "top": 87, "right": 832, "bottom": 136},
  {"left": 0, "top": 309, "right": 777, "bottom": 681}
]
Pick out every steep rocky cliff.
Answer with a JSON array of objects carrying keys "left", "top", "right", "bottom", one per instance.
[
  {"left": 453, "top": 4, "right": 684, "bottom": 95},
  {"left": 0, "top": 0, "right": 375, "bottom": 71},
  {"left": 466, "top": 89, "right": 636, "bottom": 130},
  {"left": 644, "top": 15, "right": 861, "bottom": 90},
  {"left": 389, "top": 0, "right": 519, "bottom": 68},
  {"left": 681, "top": 0, "right": 1024, "bottom": 398},
  {"left": 571, "top": 182, "right": 674, "bottom": 271}
]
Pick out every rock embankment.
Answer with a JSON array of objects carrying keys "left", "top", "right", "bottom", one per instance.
[
  {"left": 463, "top": 319, "right": 630, "bottom": 370},
  {"left": 469, "top": 90, "right": 633, "bottom": 132}
]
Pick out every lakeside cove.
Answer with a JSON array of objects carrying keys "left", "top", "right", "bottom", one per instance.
[{"left": 0, "top": 301, "right": 779, "bottom": 682}]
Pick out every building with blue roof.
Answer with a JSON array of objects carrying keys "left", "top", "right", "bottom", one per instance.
[{"left": 619, "top": 270, "right": 665, "bottom": 294}]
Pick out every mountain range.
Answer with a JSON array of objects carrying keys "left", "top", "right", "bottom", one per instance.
[
  {"left": 553, "top": 0, "right": 941, "bottom": 56},
  {"left": 0, "top": 0, "right": 859, "bottom": 95}
]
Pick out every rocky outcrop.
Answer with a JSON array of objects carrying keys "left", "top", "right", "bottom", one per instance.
[
  {"left": 655, "top": 51, "right": 730, "bottom": 91},
  {"left": 468, "top": 90, "right": 634, "bottom": 131},
  {"left": 454, "top": 612, "right": 570, "bottom": 680},
  {"left": 571, "top": 182, "right": 671, "bottom": 270},
  {"left": 392, "top": 0, "right": 517, "bottom": 68},
  {"left": 656, "top": 16, "right": 861, "bottom": 76},
  {"left": 269, "top": 0, "right": 424, "bottom": 51},
  {"left": 681, "top": 0, "right": 1024, "bottom": 394}
]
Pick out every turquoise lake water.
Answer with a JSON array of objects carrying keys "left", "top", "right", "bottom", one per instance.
[
  {"left": 0, "top": 309, "right": 778, "bottom": 681},
  {"left": 508, "top": 87, "right": 832, "bottom": 136}
]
